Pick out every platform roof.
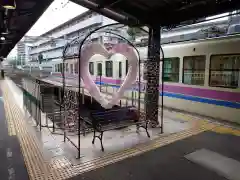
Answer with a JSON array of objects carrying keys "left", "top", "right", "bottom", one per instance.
[
  {"left": 0, "top": 0, "right": 53, "bottom": 57},
  {"left": 1, "top": 0, "right": 240, "bottom": 58},
  {"left": 71, "top": 0, "right": 240, "bottom": 27}
]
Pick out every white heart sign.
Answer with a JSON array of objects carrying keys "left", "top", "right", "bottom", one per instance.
[{"left": 80, "top": 43, "right": 138, "bottom": 109}]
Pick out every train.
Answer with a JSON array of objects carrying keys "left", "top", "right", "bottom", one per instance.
[{"left": 24, "top": 34, "right": 240, "bottom": 123}]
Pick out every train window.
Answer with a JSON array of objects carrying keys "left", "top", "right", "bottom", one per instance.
[
  {"left": 105, "top": 61, "right": 113, "bottom": 77},
  {"left": 126, "top": 60, "right": 129, "bottom": 75},
  {"left": 163, "top": 57, "right": 180, "bottom": 82},
  {"left": 97, "top": 63, "right": 102, "bottom": 76},
  {"left": 183, "top": 55, "right": 206, "bottom": 86},
  {"left": 55, "top": 65, "right": 58, "bottom": 72},
  {"left": 119, "top": 62, "right": 122, "bottom": 78},
  {"left": 60, "top": 63, "right": 63, "bottom": 73},
  {"left": 74, "top": 62, "right": 78, "bottom": 74},
  {"left": 209, "top": 54, "right": 240, "bottom": 88},
  {"left": 70, "top": 64, "right": 73, "bottom": 74},
  {"left": 89, "top": 62, "right": 94, "bottom": 75}
]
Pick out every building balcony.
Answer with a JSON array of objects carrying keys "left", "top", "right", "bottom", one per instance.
[
  {"left": 29, "top": 32, "right": 107, "bottom": 55},
  {"left": 31, "top": 15, "right": 103, "bottom": 47}
]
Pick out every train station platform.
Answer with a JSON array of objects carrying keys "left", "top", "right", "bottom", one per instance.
[{"left": 1, "top": 78, "right": 240, "bottom": 180}]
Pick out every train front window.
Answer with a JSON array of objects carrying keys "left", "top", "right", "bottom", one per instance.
[
  {"left": 119, "top": 62, "right": 122, "bottom": 78},
  {"left": 97, "top": 63, "right": 102, "bottom": 76},
  {"left": 105, "top": 61, "right": 113, "bottom": 77},
  {"left": 163, "top": 57, "right": 180, "bottom": 82},
  {"left": 183, "top": 55, "right": 206, "bottom": 86},
  {"left": 89, "top": 62, "right": 94, "bottom": 75},
  {"left": 209, "top": 54, "right": 240, "bottom": 88}
]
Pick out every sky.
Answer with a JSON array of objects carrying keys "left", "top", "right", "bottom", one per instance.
[
  {"left": 26, "top": 0, "right": 87, "bottom": 36},
  {"left": 7, "top": 0, "right": 87, "bottom": 58}
]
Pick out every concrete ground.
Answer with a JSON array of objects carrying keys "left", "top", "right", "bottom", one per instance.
[{"left": 1, "top": 77, "right": 240, "bottom": 180}]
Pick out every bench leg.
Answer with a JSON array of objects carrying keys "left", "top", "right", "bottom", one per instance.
[
  {"left": 92, "top": 130, "right": 104, "bottom": 151},
  {"left": 145, "top": 121, "right": 150, "bottom": 138},
  {"left": 92, "top": 130, "right": 96, "bottom": 144},
  {"left": 136, "top": 122, "right": 150, "bottom": 138},
  {"left": 99, "top": 132, "right": 104, "bottom": 152},
  {"left": 146, "top": 128, "right": 150, "bottom": 138}
]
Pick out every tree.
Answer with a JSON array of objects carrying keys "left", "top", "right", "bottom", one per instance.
[
  {"left": 127, "top": 27, "right": 143, "bottom": 41},
  {"left": 7, "top": 58, "right": 18, "bottom": 68},
  {"left": 38, "top": 53, "right": 43, "bottom": 64},
  {"left": 8, "top": 59, "right": 16, "bottom": 66}
]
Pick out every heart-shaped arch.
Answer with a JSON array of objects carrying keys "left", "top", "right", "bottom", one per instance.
[{"left": 80, "top": 43, "right": 139, "bottom": 109}]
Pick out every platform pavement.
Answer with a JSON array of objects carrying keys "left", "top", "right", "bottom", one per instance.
[
  {"left": 1, "top": 78, "right": 240, "bottom": 180},
  {"left": 73, "top": 131, "right": 240, "bottom": 180},
  {"left": 0, "top": 86, "right": 29, "bottom": 180}
]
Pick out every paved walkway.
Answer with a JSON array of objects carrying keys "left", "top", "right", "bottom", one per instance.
[
  {"left": 0, "top": 87, "right": 29, "bottom": 180},
  {"left": 1, "top": 79, "right": 240, "bottom": 180}
]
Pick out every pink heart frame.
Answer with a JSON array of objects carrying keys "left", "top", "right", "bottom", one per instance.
[{"left": 80, "top": 43, "right": 139, "bottom": 109}]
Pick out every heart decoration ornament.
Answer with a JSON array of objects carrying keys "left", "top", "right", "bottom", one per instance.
[{"left": 80, "top": 43, "right": 139, "bottom": 109}]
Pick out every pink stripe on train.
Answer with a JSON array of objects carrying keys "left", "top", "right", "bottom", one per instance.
[{"left": 51, "top": 72, "right": 240, "bottom": 103}]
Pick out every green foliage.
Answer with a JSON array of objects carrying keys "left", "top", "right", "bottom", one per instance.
[
  {"left": 8, "top": 59, "right": 16, "bottom": 66},
  {"left": 38, "top": 53, "right": 43, "bottom": 64},
  {"left": 127, "top": 27, "right": 142, "bottom": 40},
  {"left": 7, "top": 56, "right": 26, "bottom": 66}
]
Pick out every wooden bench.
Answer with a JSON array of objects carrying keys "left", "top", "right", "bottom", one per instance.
[{"left": 90, "top": 106, "right": 150, "bottom": 151}]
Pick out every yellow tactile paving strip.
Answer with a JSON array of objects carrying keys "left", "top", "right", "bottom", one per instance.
[
  {"left": 5, "top": 102, "right": 16, "bottom": 136},
  {"left": 212, "top": 126, "right": 240, "bottom": 136},
  {"left": 1, "top": 80, "right": 240, "bottom": 180},
  {"left": 2, "top": 82, "right": 52, "bottom": 180}
]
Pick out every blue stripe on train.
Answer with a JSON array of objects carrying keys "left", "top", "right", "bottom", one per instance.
[{"left": 95, "top": 81, "right": 240, "bottom": 109}]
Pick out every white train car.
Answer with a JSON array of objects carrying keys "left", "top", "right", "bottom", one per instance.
[
  {"left": 149, "top": 35, "right": 240, "bottom": 123},
  {"left": 50, "top": 34, "right": 240, "bottom": 123}
]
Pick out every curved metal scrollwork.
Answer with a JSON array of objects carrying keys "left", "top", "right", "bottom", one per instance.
[{"left": 61, "top": 23, "right": 163, "bottom": 157}]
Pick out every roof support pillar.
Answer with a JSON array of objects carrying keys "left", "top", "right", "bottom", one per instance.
[{"left": 145, "top": 25, "right": 163, "bottom": 131}]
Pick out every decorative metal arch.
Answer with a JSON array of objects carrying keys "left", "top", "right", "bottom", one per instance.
[{"left": 61, "top": 23, "right": 164, "bottom": 158}]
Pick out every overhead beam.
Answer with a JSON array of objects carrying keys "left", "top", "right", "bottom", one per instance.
[
  {"left": 72, "top": 0, "right": 240, "bottom": 27},
  {"left": 97, "top": 0, "right": 123, "bottom": 9},
  {"left": 71, "top": 0, "right": 140, "bottom": 25},
  {"left": 148, "top": 0, "right": 240, "bottom": 26}
]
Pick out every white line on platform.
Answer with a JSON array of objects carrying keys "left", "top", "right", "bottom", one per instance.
[{"left": 185, "top": 148, "right": 240, "bottom": 180}]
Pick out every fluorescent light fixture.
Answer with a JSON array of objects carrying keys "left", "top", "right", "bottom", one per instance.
[
  {"left": 2, "top": 0, "right": 16, "bottom": 9},
  {"left": 0, "top": 37, "right": 5, "bottom": 41}
]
